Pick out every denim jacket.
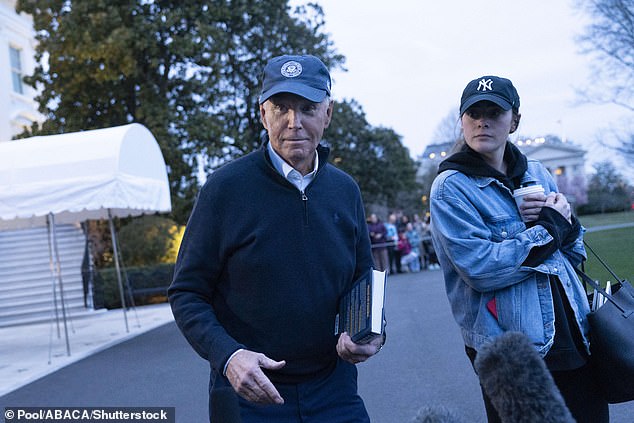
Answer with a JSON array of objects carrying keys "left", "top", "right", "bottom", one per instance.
[{"left": 430, "top": 158, "right": 591, "bottom": 356}]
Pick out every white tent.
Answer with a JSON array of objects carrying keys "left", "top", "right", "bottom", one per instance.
[
  {"left": 0, "top": 123, "right": 171, "bottom": 229},
  {"left": 0, "top": 123, "right": 171, "bottom": 352}
]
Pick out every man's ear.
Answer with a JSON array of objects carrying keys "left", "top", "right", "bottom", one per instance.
[
  {"left": 510, "top": 113, "right": 521, "bottom": 134},
  {"left": 259, "top": 103, "right": 267, "bottom": 129},
  {"left": 323, "top": 99, "right": 334, "bottom": 128}
]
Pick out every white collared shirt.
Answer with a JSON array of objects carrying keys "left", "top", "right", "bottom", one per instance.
[{"left": 267, "top": 142, "right": 318, "bottom": 192}]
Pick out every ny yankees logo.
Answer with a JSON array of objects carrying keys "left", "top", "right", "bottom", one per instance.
[{"left": 477, "top": 78, "right": 493, "bottom": 92}]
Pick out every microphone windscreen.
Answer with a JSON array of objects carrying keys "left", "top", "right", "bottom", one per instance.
[
  {"left": 413, "top": 405, "right": 466, "bottom": 423},
  {"left": 210, "top": 386, "right": 242, "bottom": 423},
  {"left": 474, "top": 331, "right": 575, "bottom": 423}
]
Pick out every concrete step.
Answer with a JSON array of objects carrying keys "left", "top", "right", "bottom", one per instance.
[
  {"left": 0, "top": 223, "right": 90, "bottom": 327},
  {"left": 0, "top": 260, "right": 84, "bottom": 281},
  {"left": 0, "top": 307, "right": 106, "bottom": 328},
  {"left": 0, "top": 286, "right": 85, "bottom": 311},
  {"left": 0, "top": 245, "right": 85, "bottom": 266},
  {"left": 0, "top": 292, "right": 88, "bottom": 325},
  {"left": 0, "top": 275, "right": 83, "bottom": 298}
]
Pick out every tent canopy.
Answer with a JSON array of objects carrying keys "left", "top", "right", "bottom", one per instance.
[{"left": 0, "top": 123, "right": 171, "bottom": 230}]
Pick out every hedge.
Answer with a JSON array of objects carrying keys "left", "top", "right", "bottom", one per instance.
[{"left": 96, "top": 263, "right": 174, "bottom": 309}]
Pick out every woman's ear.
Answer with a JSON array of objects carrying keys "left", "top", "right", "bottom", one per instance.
[{"left": 510, "top": 113, "right": 521, "bottom": 134}]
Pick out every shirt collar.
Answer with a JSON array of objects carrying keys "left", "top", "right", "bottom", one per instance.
[{"left": 267, "top": 141, "right": 319, "bottom": 179}]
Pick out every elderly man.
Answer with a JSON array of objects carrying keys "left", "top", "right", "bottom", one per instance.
[{"left": 169, "top": 54, "right": 384, "bottom": 423}]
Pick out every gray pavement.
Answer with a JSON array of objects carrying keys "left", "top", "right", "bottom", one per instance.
[
  {"left": 0, "top": 303, "right": 175, "bottom": 397},
  {"left": 2, "top": 270, "right": 633, "bottom": 422}
]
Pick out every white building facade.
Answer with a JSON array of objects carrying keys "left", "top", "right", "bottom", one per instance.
[
  {"left": 419, "top": 135, "right": 588, "bottom": 206},
  {"left": 0, "top": 0, "right": 42, "bottom": 141}
]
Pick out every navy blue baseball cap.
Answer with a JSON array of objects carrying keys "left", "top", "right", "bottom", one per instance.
[
  {"left": 460, "top": 76, "right": 520, "bottom": 116},
  {"left": 259, "top": 55, "right": 331, "bottom": 104}
]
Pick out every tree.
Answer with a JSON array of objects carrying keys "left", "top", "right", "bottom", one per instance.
[
  {"left": 578, "top": 161, "right": 633, "bottom": 214},
  {"left": 325, "top": 99, "right": 420, "bottom": 211},
  {"left": 118, "top": 215, "right": 183, "bottom": 266},
  {"left": 16, "top": 0, "right": 343, "bottom": 223},
  {"left": 411, "top": 107, "right": 461, "bottom": 215},
  {"left": 431, "top": 107, "right": 461, "bottom": 145},
  {"left": 575, "top": 0, "right": 634, "bottom": 161},
  {"left": 416, "top": 165, "right": 437, "bottom": 215},
  {"left": 575, "top": 0, "right": 634, "bottom": 111}
]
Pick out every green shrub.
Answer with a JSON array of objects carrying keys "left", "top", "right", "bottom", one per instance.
[
  {"left": 98, "top": 263, "right": 174, "bottom": 309},
  {"left": 117, "top": 215, "right": 184, "bottom": 267}
]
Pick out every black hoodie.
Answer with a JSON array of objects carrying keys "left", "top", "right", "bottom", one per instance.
[{"left": 438, "top": 141, "right": 527, "bottom": 191}]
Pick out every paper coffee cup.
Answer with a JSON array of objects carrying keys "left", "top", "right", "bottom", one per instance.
[{"left": 512, "top": 184, "right": 545, "bottom": 210}]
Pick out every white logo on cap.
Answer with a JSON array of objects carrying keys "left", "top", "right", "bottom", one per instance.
[
  {"left": 477, "top": 78, "right": 493, "bottom": 92},
  {"left": 281, "top": 61, "right": 303, "bottom": 78}
]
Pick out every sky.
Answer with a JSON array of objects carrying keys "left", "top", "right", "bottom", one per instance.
[{"left": 293, "top": 0, "right": 631, "bottom": 178}]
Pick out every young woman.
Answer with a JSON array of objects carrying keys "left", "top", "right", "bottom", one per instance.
[{"left": 430, "top": 76, "right": 608, "bottom": 423}]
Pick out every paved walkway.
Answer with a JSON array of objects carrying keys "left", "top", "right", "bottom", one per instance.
[
  {"left": 585, "top": 221, "right": 634, "bottom": 233},
  {"left": 0, "top": 303, "right": 174, "bottom": 397},
  {"left": 2, "top": 271, "right": 633, "bottom": 422}
]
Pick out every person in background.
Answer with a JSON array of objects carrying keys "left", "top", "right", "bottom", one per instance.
[
  {"left": 420, "top": 216, "right": 438, "bottom": 270},
  {"left": 405, "top": 222, "right": 423, "bottom": 270},
  {"left": 430, "top": 75, "right": 608, "bottom": 423},
  {"left": 397, "top": 230, "right": 420, "bottom": 272},
  {"left": 385, "top": 213, "right": 398, "bottom": 274},
  {"left": 169, "top": 54, "right": 384, "bottom": 423},
  {"left": 397, "top": 214, "right": 409, "bottom": 233},
  {"left": 368, "top": 213, "right": 390, "bottom": 272},
  {"left": 412, "top": 214, "right": 425, "bottom": 237}
]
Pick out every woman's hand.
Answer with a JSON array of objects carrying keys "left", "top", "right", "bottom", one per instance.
[
  {"left": 544, "top": 192, "right": 572, "bottom": 223},
  {"left": 518, "top": 192, "right": 547, "bottom": 222}
]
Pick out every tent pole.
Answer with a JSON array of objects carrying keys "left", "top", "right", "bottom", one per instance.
[
  {"left": 108, "top": 209, "right": 129, "bottom": 333},
  {"left": 49, "top": 212, "right": 71, "bottom": 356},
  {"left": 46, "top": 214, "right": 61, "bottom": 338}
]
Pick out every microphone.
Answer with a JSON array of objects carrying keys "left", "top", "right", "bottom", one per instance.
[
  {"left": 413, "top": 405, "right": 466, "bottom": 423},
  {"left": 210, "top": 386, "right": 242, "bottom": 423},
  {"left": 474, "top": 331, "right": 575, "bottom": 423}
]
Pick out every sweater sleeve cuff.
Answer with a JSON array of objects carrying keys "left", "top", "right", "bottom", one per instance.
[
  {"left": 562, "top": 214, "right": 581, "bottom": 246},
  {"left": 533, "top": 206, "right": 572, "bottom": 249},
  {"left": 223, "top": 348, "right": 244, "bottom": 376},
  {"left": 522, "top": 207, "right": 573, "bottom": 267}
]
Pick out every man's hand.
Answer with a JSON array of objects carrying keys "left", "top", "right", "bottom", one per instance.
[
  {"left": 225, "top": 349, "right": 286, "bottom": 405},
  {"left": 336, "top": 332, "right": 384, "bottom": 364}
]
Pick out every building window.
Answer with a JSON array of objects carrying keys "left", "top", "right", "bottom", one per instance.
[{"left": 10, "top": 46, "right": 24, "bottom": 95}]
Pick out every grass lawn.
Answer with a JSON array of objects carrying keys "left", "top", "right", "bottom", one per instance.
[
  {"left": 577, "top": 210, "right": 634, "bottom": 228},
  {"left": 582, "top": 227, "right": 633, "bottom": 283}
]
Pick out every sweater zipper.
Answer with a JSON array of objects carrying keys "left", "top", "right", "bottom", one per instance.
[{"left": 301, "top": 190, "right": 308, "bottom": 225}]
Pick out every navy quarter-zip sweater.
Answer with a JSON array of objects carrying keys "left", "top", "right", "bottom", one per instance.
[{"left": 168, "top": 141, "right": 373, "bottom": 384}]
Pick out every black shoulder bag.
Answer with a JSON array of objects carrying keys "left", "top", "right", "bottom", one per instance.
[{"left": 575, "top": 241, "right": 634, "bottom": 404}]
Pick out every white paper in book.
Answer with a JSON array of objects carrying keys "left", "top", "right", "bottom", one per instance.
[{"left": 371, "top": 269, "right": 387, "bottom": 333}]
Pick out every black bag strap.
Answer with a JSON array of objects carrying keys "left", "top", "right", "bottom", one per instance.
[
  {"left": 583, "top": 240, "right": 623, "bottom": 284},
  {"left": 576, "top": 240, "right": 629, "bottom": 315},
  {"left": 574, "top": 266, "right": 626, "bottom": 314}
]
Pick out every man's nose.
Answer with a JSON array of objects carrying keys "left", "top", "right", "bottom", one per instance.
[{"left": 287, "top": 109, "right": 302, "bottom": 128}]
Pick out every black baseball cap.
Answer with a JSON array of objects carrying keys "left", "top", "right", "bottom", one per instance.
[
  {"left": 460, "top": 76, "right": 520, "bottom": 116},
  {"left": 259, "top": 55, "right": 331, "bottom": 104}
]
